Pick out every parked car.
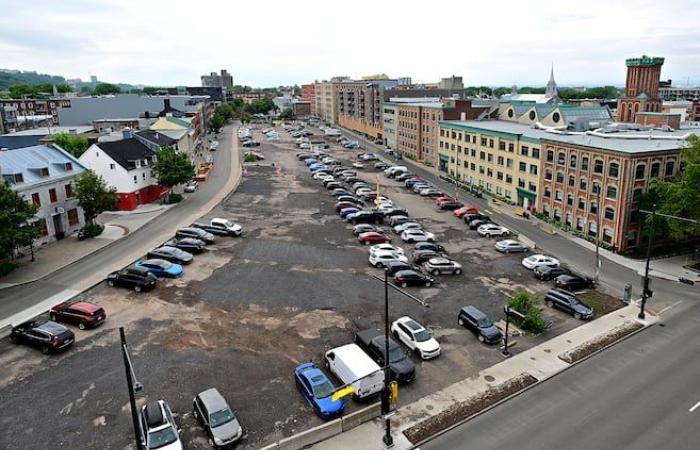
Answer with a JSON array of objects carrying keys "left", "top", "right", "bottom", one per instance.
[
  {"left": 164, "top": 238, "right": 206, "bottom": 254},
  {"left": 439, "top": 200, "right": 464, "bottom": 211},
  {"left": 294, "top": 362, "right": 345, "bottom": 420},
  {"left": 339, "top": 207, "right": 360, "bottom": 219},
  {"left": 457, "top": 306, "right": 502, "bottom": 344},
  {"left": 401, "top": 229, "right": 435, "bottom": 243},
  {"left": 106, "top": 267, "right": 157, "bottom": 292},
  {"left": 393, "top": 222, "right": 422, "bottom": 234},
  {"left": 355, "top": 329, "right": 415, "bottom": 383},
  {"left": 10, "top": 320, "right": 75, "bottom": 354},
  {"left": 135, "top": 259, "right": 184, "bottom": 278},
  {"left": 374, "top": 162, "right": 390, "bottom": 170},
  {"left": 419, "top": 188, "right": 443, "bottom": 197},
  {"left": 369, "top": 250, "right": 408, "bottom": 268},
  {"left": 478, "top": 224, "right": 510, "bottom": 237},
  {"left": 176, "top": 227, "right": 216, "bottom": 244},
  {"left": 147, "top": 246, "right": 194, "bottom": 265},
  {"left": 464, "top": 213, "right": 490, "bottom": 224},
  {"left": 347, "top": 211, "right": 382, "bottom": 224},
  {"left": 494, "top": 239, "right": 529, "bottom": 253},
  {"left": 394, "top": 269, "right": 434, "bottom": 287},
  {"left": 414, "top": 242, "right": 447, "bottom": 253},
  {"left": 50, "top": 300, "right": 106, "bottom": 330},
  {"left": 141, "top": 400, "right": 183, "bottom": 450},
  {"left": 411, "top": 249, "right": 445, "bottom": 264},
  {"left": 469, "top": 219, "right": 495, "bottom": 230},
  {"left": 454, "top": 205, "right": 480, "bottom": 218},
  {"left": 358, "top": 231, "right": 391, "bottom": 245},
  {"left": 184, "top": 180, "right": 199, "bottom": 193},
  {"left": 385, "top": 261, "right": 423, "bottom": 276},
  {"left": 325, "top": 182, "right": 343, "bottom": 191},
  {"left": 544, "top": 289, "right": 594, "bottom": 320},
  {"left": 193, "top": 388, "right": 245, "bottom": 447},
  {"left": 352, "top": 224, "right": 384, "bottom": 236},
  {"left": 332, "top": 190, "right": 354, "bottom": 199},
  {"left": 369, "top": 243, "right": 404, "bottom": 256},
  {"left": 335, "top": 195, "right": 362, "bottom": 204},
  {"left": 424, "top": 258, "right": 462, "bottom": 276},
  {"left": 388, "top": 216, "right": 413, "bottom": 227},
  {"left": 324, "top": 344, "right": 384, "bottom": 400},
  {"left": 554, "top": 274, "right": 594, "bottom": 291},
  {"left": 533, "top": 265, "right": 571, "bottom": 281},
  {"left": 382, "top": 208, "right": 409, "bottom": 218},
  {"left": 522, "top": 254, "right": 560, "bottom": 270},
  {"left": 391, "top": 316, "right": 441, "bottom": 360},
  {"left": 352, "top": 162, "right": 365, "bottom": 169},
  {"left": 394, "top": 172, "right": 414, "bottom": 182},
  {"left": 404, "top": 178, "right": 425, "bottom": 188},
  {"left": 242, "top": 140, "right": 260, "bottom": 147}
]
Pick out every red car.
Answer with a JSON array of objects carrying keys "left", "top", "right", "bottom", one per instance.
[
  {"left": 50, "top": 300, "right": 106, "bottom": 330},
  {"left": 453, "top": 205, "right": 479, "bottom": 218},
  {"left": 435, "top": 196, "right": 455, "bottom": 206},
  {"left": 335, "top": 201, "right": 360, "bottom": 212},
  {"left": 360, "top": 191, "right": 378, "bottom": 200},
  {"left": 358, "top": 232, "right": 391, "bottom": 245}
]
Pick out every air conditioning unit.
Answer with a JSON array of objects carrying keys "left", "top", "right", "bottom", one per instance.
[{"left": 55, "top": 206, "right": 65, "bottom": 214}]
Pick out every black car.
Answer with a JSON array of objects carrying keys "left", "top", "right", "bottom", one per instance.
[
  {"left": 404, "top": 178, "right": 425, "bottom": 188},
  {"left": 325, "top": 182, "right": 343, "bottom": 190},
  {"left": 382, "top": 208, "right": 409, "bottom": 218},
  {"left": 464, "top": 213, "right": 490, "bottom": 224},
  {"left": 439, "top": 201, "right": 464, "bottom": 211},
  {"left": 385, "top": 261, "right": 423, "bottom": 276},
  {"left": 533, "top": 265, "right": 571, "bottom": 281},
  {"left": 457, "top": 306, "right": 502, "bottom": 344},
  {"left": 106, "top": 267, "right": 157, "bottom": 292},
  {"left": 544, "top": 289, "right": 594, "bottom": 319},
  {"left": 242, "top": 140, "right": 260, "bottom": 147},
  {"left": 356, "top": 329, "right": 416, "bottom": 383},
  {"left": 164, "top": 238, "right": 206, "bottom": 254},
  {"left": 332, "top": 189, "right": 353, "bottom": 198},
  {"left": 554, "top": 274, "right": 594, "bottom": 291},
  {"left": 176, "top": 227, "right": 216, "bottom": 244},
  {"left": 352, "top": 224, "right": 384, "bottom": 236},
  {"left": 388, "top": 216, "right": 413, "bottom": 227},
  {"left": 394, "top": 172, "right": 415, "bottom": 182},
  {"left": 344, "top": 176, "right": 362, "bottom": 184},
  {"left": 11, "top": 320, "right": 75, "bottom": 354},
  {"left": 147, "top": 246, "right": 194, "bottom": 265},
  {"left": 348, "top": 211, "right": 382, "bottom": 224},
  {"left": 394, "top": 269, "right": 434, "bottom": 287},
  {"left": 414, "top": 242, "right": 447, "bottom": 254},
  {"left": 336, "top": 195, "right": 362, "bottom": 204},
  {"left": 411, "top": 249, "right": 445, "bottom": 264}
]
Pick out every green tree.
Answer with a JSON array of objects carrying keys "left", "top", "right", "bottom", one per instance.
[
  {"left": 0, "top": 183, "right": 38, "bottom": 260},
  {"left": 245, "top": 98, "right": 276, "bottom": 115},
  {"left": 152, "top": 146, "right": 195, "bottom": 201},
  {"left": 215, "top": 103, "right": 235, "bottom": 120},
  {"left": 518, "top": 86, "right": 546, "bottom": 94},
  {"left": 493, "top": 87, "right": 511, "bottom": 98},
  {"left": 93, "top": 83, "right": 121, "bottom": 95},
  {"left": 279, "top": 109, "right": 295, "bottom": 120},
  {"left": 209, "top": 114, "right": 225, "bottom": 133},
  {"left": 53, "top": 132, "right": 89, "bottom": 157},
  {"left": 73, "top": 172, "right": 119, "bottom": 224}
]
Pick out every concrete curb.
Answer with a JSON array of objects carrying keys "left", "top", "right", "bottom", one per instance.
[{"left": 407, "top": 318, "right": 656, "bottom": 449}]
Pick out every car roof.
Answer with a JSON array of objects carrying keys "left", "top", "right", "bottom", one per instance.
[
  {"left": 395, "top": 269, "right": 420, "bottom": 276},
  {"left": 127, "top": 266, "right": 151, "bottom": 275},
  {"left": 68, "top": 301, "right": 100, "bottom": 313},
  {"left": 197, "top": 388, "right": 229, "bottom": 411},
  {"left": 37, "top": 321, "right": 68, "bottom": 334},
  {"left": 461, "top": 305, "right": 488, "bottom": 319},
  {"left": 428, "top": 257, "right": 451, "bottom": 264},
  {"left": 144, "top": 401, "right": 166, "bottom": 428}
]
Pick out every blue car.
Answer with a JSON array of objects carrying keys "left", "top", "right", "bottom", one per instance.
[
  {"left": 339, "top": 207, "right": 360, "bottom": 218},
  {"left": 135, "top": 259, "right": 183, "bottom": 278},
  {"left": 305, "top": 159, "right": 319, "bottom": 166},
  {"left": 294, "top": 362, "right": 344, "bottom": 420},
  {"left": 309, "top": 165, "right": 328, "bottom": 173}
]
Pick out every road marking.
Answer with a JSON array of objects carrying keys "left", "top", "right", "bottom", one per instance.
[
  {"left": 657, "top": 300, "right": 684, "bottom": 316},
  {"left": 689, "top": 401, "right": 700, "bottom": 413}
]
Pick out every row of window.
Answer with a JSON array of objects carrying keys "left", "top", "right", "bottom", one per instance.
[
  {"left": 546, "top": 150, "right": 676, "bottom": 179},
  {"left": 30, "top": 184, "right": 74, "bottom": 207},
  {"left": 544, "top": 172, "right": 619, "bottom": 198},
  {"left": 34, "top": 209, "right": 81, "bottom": 238},
  {"left": 448, "top": 158, "right": 537, "bottom": 192},
  {"left": 542, "top": 207, "right": 616, "bottom": 243},
  {"left": 543, "top": 189, "right": 617, "bottom": 219}
]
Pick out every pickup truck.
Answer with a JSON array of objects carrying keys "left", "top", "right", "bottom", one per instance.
[
  {"left": 192, "top": 218, "right": 243, "bottom": 237},
  {"left": 355, "top": 329, "right": 415, "bottom": 383}
]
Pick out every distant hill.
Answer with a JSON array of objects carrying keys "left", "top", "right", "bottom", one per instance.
[{"left": 0, "top": 69, "right": 67, "bottom": 90}]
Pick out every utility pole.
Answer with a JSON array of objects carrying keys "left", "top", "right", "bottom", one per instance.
[
  {"left": 594, "top": 183, "right": 601, "bottom": 283},
  {"left": 120, "top": 327, "right": 144, "bottom": 450},
  {"left": 382, "top": 269, "right": 393, "bottom": 448},
  {"left": 639, "top": 205, "right": 655, "bottom": 319},
  {"left": 502, "top": 305, "right": 510, "bottom": 357}
]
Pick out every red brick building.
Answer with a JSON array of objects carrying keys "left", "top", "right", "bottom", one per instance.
[
  {"left": 617, "top": 56, "right": 664, "bottom": 123},
  {"left": 634, "top": 112, "right": 681, "bottom": 129},
  {"left": 691, "top": 100, "right": 700, "bottom": 122},
  {"left": 301, "top": 84, "right": 316, "bottom": 114}
]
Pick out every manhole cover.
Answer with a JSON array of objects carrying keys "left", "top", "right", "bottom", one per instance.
[
  {"left": 484, "top": 375, "right": 496, "bottom": 382},
  {"left": 530, "top": 356, "right": 537, "bottom": 361},
  {"left": 426, "top": 405, "right": 434, "bottom": 411}
]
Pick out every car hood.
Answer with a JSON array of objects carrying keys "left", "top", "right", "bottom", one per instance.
[
  {"left": 390, "top": 358, "right": 416, "bottom": 377},
  {"left": 316, "top": 396, "right": 345, "bottom": 415},
  {"left": 572, "top": 303, "right": 593, "bottom": 314},
  {"left": 211, "top": 417, "right": 243, "bottom": 442},
  {"left": 415, "top": 338, "right": 440, "bottom": 354},
  {"left": 180, "top": 253, "right": 194, "bottom": 262},
  {"left": 481, "top": 325, "right": 502, "bottom": 339}
]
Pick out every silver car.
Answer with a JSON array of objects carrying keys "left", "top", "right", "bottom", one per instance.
[
  {"left": 423, "top": 257, "right": 463, "bottom": 275},
  {"left": 193, "top": 388, "right": 245, "bottom": 448},
  {"left": 495, "top": 239, "right": 529, "bottom": 253}
]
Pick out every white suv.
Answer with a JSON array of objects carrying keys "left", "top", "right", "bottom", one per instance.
[
  {"left": 141, "top": 400, "right": 183, "bottom": 450},
  {"left": 369, "top": 250, "right": 408, "bottom": 268},
  {"left": 391, "top": 316, "right": 441, "bottom": 359}
]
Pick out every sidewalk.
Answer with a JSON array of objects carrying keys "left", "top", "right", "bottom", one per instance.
[
  {"left": 0, "top": 203, "right": 172, "bottom": 289},
  {"left": 308, "top": 304, "right": 656, "bottom": 450}
]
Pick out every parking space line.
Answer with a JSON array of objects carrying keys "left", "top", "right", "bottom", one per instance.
[{"left": 689, "top": 401, "right": 700, "bottom": 413}]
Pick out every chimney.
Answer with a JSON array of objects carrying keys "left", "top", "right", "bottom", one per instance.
[
  {"left": 122, "top": 127, "right": 133, "bottom": 140},
  {"left": 460, "top": 112, "right": 466, "bottom": 121},
  {"left": 163, "top": 99, "right": 171, "bottom": 110}
]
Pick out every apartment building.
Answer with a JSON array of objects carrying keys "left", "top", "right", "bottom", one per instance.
[
  {"left": 336, "top": 79, "right": 398, "bottom": 138},
  {"left": 301, "top": 84, "right": 316, "bottom": 114},
  {"left": 314, "top": 77, "right": 349, "bottom": 124}
]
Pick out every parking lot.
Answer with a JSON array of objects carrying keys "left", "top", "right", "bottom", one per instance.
[{"left": 0, "top": 124, "right": 623, "bottom": 450}]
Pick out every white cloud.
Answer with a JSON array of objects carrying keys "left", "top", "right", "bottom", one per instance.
[{"left": 1, "top": 0, "right": 698, "bottom": 87}]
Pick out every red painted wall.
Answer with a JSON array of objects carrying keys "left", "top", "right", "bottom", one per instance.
[{"left": 116, "top": 185, "right": 168, "bottom": 211}]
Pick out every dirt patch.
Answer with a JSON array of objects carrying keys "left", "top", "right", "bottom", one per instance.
[
  {"left": 475, "top": 276, "right": 537, "bottom": 297},
  {"left": 558, "top": 320, "right": 644, "bottom": 364},
  {"left": 578, "top": 290, "right": 625, "bottom": 316},
  {"left": 403, "top": 372, "right": 538, "bottom": 444}
]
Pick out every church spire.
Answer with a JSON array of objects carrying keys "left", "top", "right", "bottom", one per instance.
[{"left": 546, "top": 64, "right": 558, "bottom": 98}]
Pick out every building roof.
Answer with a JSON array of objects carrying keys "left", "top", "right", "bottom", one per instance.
[
  {"left": 149, "top": 116, "right": 192, "bottom": 130},
  {"left": 95, "top": 138, "right": 155, "bottom": 170},
  {"left": 135, "top": 129, "right": 177, "bottom": 147},
  {"left": 439, "top": 119, "right": 699, "bottom": 154},
  {"left": 1, "top": 126, "right": 94, "bottom": 137},
  {"left": 0, "top": 144, "right": 87, "bottom": 188},
  {"left": 0, "top": 135, "right": 47, "bottom": 150}
]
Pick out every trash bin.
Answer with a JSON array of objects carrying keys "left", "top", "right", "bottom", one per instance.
[{"left": 623, "top": 283, "right": 632, "bottom": 304}]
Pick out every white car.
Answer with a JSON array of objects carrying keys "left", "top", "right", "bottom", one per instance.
[
  {"left": 369, "top": 250, "right": 408, "bottom": 268},
  {"left": 370, "top": 243, "right": 405, "bottom": 256},
  {"left": 391, "top": 316, "right": 441, "bottom": 360},
  {"left": 393, "top": 222, "right": 422, "bottom": 234},
  {"left": 377, "top": 203, "right": 395, "bottom": 213},
  {"left": 299, "top": 142, "right": 311, "bottom": 149},
  {"left": 355, "top": 187, "right": 372, "bottom": 196},
  {"left": 401, "top": 229, "right": 435, "bottom": 243},
  {"left": 312, "top": 171, "right": 331, "bottom": 180},
  {"left": 478, "top": 224, "right": 510, "bottom": 237},
  {"left": 522, "top": 254, "right": 560, "bottom": 270},
  {"left": 319, "top": 175, "right": 335, "bottom": 183},
  {"left": 352, "top": 162, "right": 365, "bottom": 169}
]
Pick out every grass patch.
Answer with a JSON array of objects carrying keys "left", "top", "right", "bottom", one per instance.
[{"left": 578, "top": 290, "right": 624, "bottom": 316}]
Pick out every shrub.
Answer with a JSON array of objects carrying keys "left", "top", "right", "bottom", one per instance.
[
  {"left": 522, "top": 309, "right": 548, "bottom": 334},
  {"left": 0, "top": 262, "right": 17, "bottom": 278},
  {"left": 81, "top": 223, "right": 104, "bottom": 239},
  {"left": 244, "top": 153, "right": 258, "bottom": 162},
  {"left": 508, "top": 291, "right": 538, "bottom": 315},
  {"left": 165, "top": 193, "right": 183, "bottom": 204},
  {"left": 508, "top": 290, "right": 547, "bottom": 334}
]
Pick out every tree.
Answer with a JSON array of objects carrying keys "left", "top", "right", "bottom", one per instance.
[
  {"left": 209, "top": 114, "right": 225, "bottom": 133},
  {"left": 493, "top": 87, "right": 511, "bottom": 98},
  {"left": 215, "top": 103, "right": 235, "bottom": 120},
  {"left": 279, "top": 109, "right": 295, "bottom": 120},
  {"left": 245, "top": 98, "right": 276, "bottom": 115},
  {"left": 0, "top": 183, "right": 38, "bottom": 260},
  {"left": 73, "top": 172, "right": 119, "bottom": 225},
  {"left": 152, "top": 146, "right": 195, "bottom": 201},
  {"left": 93, "top": 83, "right": 121, "bottom": 95},
  {"left": 53, "top": 132, "right": 89, "bottom": 157}
]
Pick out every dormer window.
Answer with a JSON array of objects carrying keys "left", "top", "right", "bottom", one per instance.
[
  {"left": 14, "top": 173, "right": 24, "bottom": 183},
  {"left": 64, "top": 162, "right": 73, "bottom": 171},
  {"left": 40, "top": 167, "right": 49, "bottom": 177}
]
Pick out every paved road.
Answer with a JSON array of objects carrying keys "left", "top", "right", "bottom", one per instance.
[
  {"left": 0, "top": 123, "right": 239, "bottom": 324},
  {"left": 344, "top": 129, "right": 700, "bottom": 312},
  {"left": 421, "top": 300, "right": 700, "bottom": 450}
]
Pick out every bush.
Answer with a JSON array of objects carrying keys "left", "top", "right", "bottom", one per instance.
[
  {"left": 165, "top": 193, "right": 183, "bottom": 204},
  {"left": 244, "top": 153, "right": 258, "bottom": 162},
  {"left": 508, "top": 290, "right": 547, "bottom": 334},
  {"left": 81, "top": 223, "right": 104, "bottom": 239},
  {"left": 522, "top": 309, "right": 548, "bottom": 334},
  {"left": 508, "top": 291, "right": 538, "bottom": 315},
  {"left": 0, "top": 262, "right": 17, "bottom": 278}
]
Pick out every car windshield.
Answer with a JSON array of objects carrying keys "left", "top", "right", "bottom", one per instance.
[
  {"left": 147, "top": 427, "right": 178, "bottom": 449},
  {"left": 569, "top": 298, "right": 581, "bottom": 305},
  {"left": 312, "top": 380, "right": 335, "bottom": 399},
  {"left": 210, "top": 408, "right": 235, "bottom": 428},
  {"left": 388, "top": 346, "right": 406, "bottom": 363},
  {"left": 222, "top": 220, "right": 233, "bottom": 227},
  {"left": 414, "top": 329, "right": 431, "bottom": 342},
  {"left": 154, "top": 260, "right": 172, "bottom": 269},
  {"left": 477, "top": 317, "right": 493, "bottom": 328}
]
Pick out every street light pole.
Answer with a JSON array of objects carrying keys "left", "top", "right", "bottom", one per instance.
[
  {"left": 382, "top": 269, "right": 393, "bottom": 448},
  {"left": 120, "top": 327, "right": 144, "bottom": 450},
  {"left": 594, "top": 183, "right": 601, "bottom": 283},
  {"left": 502, "top": 305, "right": 510, "bottom": 357},
  {"left": 639, "top": 204, "right": 656, "bottom": 320}
]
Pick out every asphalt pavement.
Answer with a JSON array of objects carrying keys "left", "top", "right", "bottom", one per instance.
[{"left": 420, "top": 300, "right": 700, "bottom": 450}]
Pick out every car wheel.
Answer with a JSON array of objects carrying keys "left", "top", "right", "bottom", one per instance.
[
  {"left": 78, "top": 322, "right": 86, "bottom": 330},
  {"left": 375, "top": 262, "right": 384, "bottom": 268},
  {"left": 107, "top": 280, "right": 115, "bottom": 287},
  {"left": 455, "top": 268, "right": 462, "bottom": 275},
  {"left": 431, "top": 269, "right": 440, "bottom": 276},
  {"left": 41, "top": 345, "right": 50, "bottom": 355},
  {"left": 134, "top": 285, "right": 142, "bottom": 293},
  {"left": 208, "top": 438, "right": 215, "bottom": 447},
  {"left": 546, "top": 300, "right": 554, "bottom": 308},
  {"left": 574, "top": 312, "right": 582, "bottom": 320},
  {"left": 478, "top": 335, "right": 485, "bottom": 343},
  {"left": 425, "top": 281, "right": 432, "bottom": 287},
  {"left": 50, "top": 313, "right": 57, "bottom": 321},
  {"left": 401, "top": 282, "right": 408, "bottom": 288}
]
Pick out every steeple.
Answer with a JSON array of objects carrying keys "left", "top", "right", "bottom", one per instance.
[{"left": 546, "top": 64, "right": 558, "bottom": 98}]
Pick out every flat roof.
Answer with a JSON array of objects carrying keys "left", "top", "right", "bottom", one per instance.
[
  {"left": 1, "top": 125, "right": 94, "bottom": 136},
  {"left": 440, "top": 120, "right": 699, "bottom": 154}
]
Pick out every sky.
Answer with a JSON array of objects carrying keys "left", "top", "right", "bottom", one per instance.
[{"left": 1, "top": 0, "right": 699, "bottom": 88}]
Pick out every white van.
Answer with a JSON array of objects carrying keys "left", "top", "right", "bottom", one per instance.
[
  {"left": 325, "top": 344, "right": 384, "bottom": 399},
  {"left": 384, "top": 166, "right": 408, "bottom": 177}
]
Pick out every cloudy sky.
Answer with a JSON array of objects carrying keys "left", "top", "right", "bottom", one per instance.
[{"left": 1, "top": 0, "right": 699, "bottom": 88}]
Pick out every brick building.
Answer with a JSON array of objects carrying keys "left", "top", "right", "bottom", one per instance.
[
  {"left": 0, "top": 98, "right": 71, "bottom": 128},
  {"left": 691, "top": 100, "right": 700, "bottom": 122},
  {"left": 617, "top": 55, "right": 664, "bottom": 123},
  {"left": 301, "top": 84, "right": 316, "bottom": 114},
  {"left": 336, "top": 79, "right": 398, "bottom": 138}
]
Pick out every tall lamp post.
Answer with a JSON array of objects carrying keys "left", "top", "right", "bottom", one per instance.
[
  {"left": 120, "top": 327, "right": 145, "bottom": 450},
  {"left": 638, "top": 205, "right": 656, "bottom": 320},
  {"left": 594, "top": 183, "right": 602, "bottom": 283}
]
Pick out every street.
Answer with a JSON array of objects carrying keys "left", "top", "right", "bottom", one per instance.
[{"left": 420, "top": 300, "right": 700, "bottom": 450}]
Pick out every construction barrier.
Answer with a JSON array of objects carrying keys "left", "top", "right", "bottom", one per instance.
[
  {"left": 341, "top": 402, "right": 382, "bottom": 432},
  {"left": 276, "top": 418, "right": 343, "bottom": 450}
]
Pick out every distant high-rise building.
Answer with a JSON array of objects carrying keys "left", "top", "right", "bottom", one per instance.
[
  {"left": 90, "top": 75, "right": 98, "bottom": 84},
  {"left": 397, "top": 77, "right": 412, "bottom": 86},
  {"left": 439, "top": 76, "right": 464, "bottom": 90},
  {"left": 201, "top": 70, "right": 234, "bottom": 89},
  {"left": 617, "top": 55, "right": 664, "bottom": 122}
]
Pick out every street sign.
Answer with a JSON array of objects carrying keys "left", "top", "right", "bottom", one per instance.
[{"left": 331, "top": 385, "right": 355, "bottom": 402}]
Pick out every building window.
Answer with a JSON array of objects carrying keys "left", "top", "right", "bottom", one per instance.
[
  {"left": 14, "top": 173, "right": 24, "bottom": 183},
  {"left": 528, "top": 182, "right": 537, "bottom": 193},
  {"left": 545, "top": 169, "right": 552, "bottom": 180},
  {"left": 109, "top": 163, "right": 116, "bottom": 170},
  {"left": 64, "top": 162, "right": 73, "bottom": 171},
  {"left": 470, "top": 163, "right": 476, "bottom": 171},
  {"left": 521, "top": 146, "right": 529, "bottom": 157},
  {"left": 487, "top": 154, "right": 493, "bottom": 163},
  {"left": 544, "top": 187, "right": 551, "bottom": 198},
  {"left": 557, "top": 152, "right": 566, "bottom": 165},
  {"left": 547, "top": 150, "right": 554, "bottom": 162},
  {"left": 580, "top": 178, "right": 587, "bottom": 191},
  {"left": 530, "top": 165, "right": 538, "bottom": 175},
  {"left": 65, "top": 184, "right": 73, "bottom": 198},
  {"left": 608, "top": 162, "right": 619, "bottom": 178},
  {"left": 520, "top": 162, "right": 527, "bottom": 172},
  {"left": 565, "top": 213, "right": 572, "bottom": 226},
  {"left": 593, "top": 159, "right": 604, "bottom": 174},
  {"left": 506, "top": 175, "right": 512, "bottom": 183},
  {"left": 606, "top": 186, "right": 617, "bottom": 199},
  {"left": 481, "top": 137, "right": 487, "bottom": 146},
  {"left": 576, "top": 217, "right": 585, "bottom": 231},
  {"left": 508, "top": 143, "right": 514, "bottom": 152},
  {"left": 590, "top": 201, "right": 598, "bottom": 214},
  {"left": 665, "top": 161, "right": 675, "bottom": 176},
  {"left": 67, "top": 208, "right": 80, "bottom": 226},
  {"left": 40, "top": 167, "right": 49, "bottom": 177},
  {"left": 532, "top": 148, "right": 540, "bottom": 159},
  {"left": 499, "top": 141, "right": 506, "bottom": 151},
  {"left": 49, "top": 188, "right": 58, "bottom": 203},
  {"left": 497, "top": 171, "right": 504, "bottom": 181},
  {"left": 133, "top": 175, "right": 138, "bottom": 184},
  {"left": 507, "top": 158, "right": 513, "bottom": 168},
  {"left": 578, "top": 197, "right": 585, "bottom": 210},
  {"left": 567, "top": 194, "right": 574, "bottom": 206},
  {"left": 568, "top": 175, "right": 575, "bottom": 187},
  {"left": 570, "top": 154, "right": 577, "bottom": 168},
  {"left": 581, "top": 156, "right": 589, "bottom": 171},
  {"left": 555, "top": 190, "right": 563, "bottom": 201},
  {"left": 650, "top": 162, "right": 660, "bottom": 178},
  {"left": 487, "top": 168, "right": 493, "bottom": 177},
  {"left": 589, "top": 222, "right": 597, "bottom": 238},
  {"left": 604, "top": 207, "right": 615, "bottom": 220},
  {"left": 489, "top": 139, "right": 494, "bottom": 148},
  {"left": 498, "top": 156, "right": 504, "bottom": 165},
  {"left": 471, "top": 149, "right": 476, "bottom": 157},
  {"left": 480, "top": 151, "right": 485, "bottom": 160},
  {"left": 518, "top": 178, "right": 526, "bottom": 188},
  {"left": 635, "top": 164, "right": 646, "bottom": 179},
  {"left": 553, "top": 208, "right": 561, "bottom": 221},
  {"left": 632, "top": 188, "right": 642, "bottom": 202},
  {"left": 556, "top": 172, "right": 564, "bottom": 183},
  {"left": 603, "top": 228, "right": 613, "bottom": 244}
]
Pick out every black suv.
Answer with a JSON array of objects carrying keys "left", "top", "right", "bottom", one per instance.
[
  {"left": 106, "top": 267, "right": 157, "bottom": 292},
  {"left": 348, "top": 211, "right": 382, "bottom": 225},
  {"left": 544, "top": 289, "right": 594, "bottom": 319},
  {"left": 464, "top": 213, "right": 490, "bottom": 224},
  {"left": 385, "top": 261, "right": 423, "bottom": 276},
  {"left": 355, "top": 329, "right": 416, "bottom": 383},
  {"left": 10, "top": 320, "right": 75, "bottom": 354},
  {"left": 414, "top": 242, "right": 447, "bottom": 253},
  {"left": 394, "top": 269, "right": 434, "bottom": 287},
  {"left": 457, "top": 306, "right": 502, "bottom": 344},
  {"left": 554, "top": 274, "right": 594, "bottom": 292},
  {"left": 165, "top": 238, "right": 206, "bottom": 254},
  {"left": 411, "top": 249, "right": 446, "bottom": 264},
  {"left": 533, "top": 265, "right": 571, "bottom": 281}
]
